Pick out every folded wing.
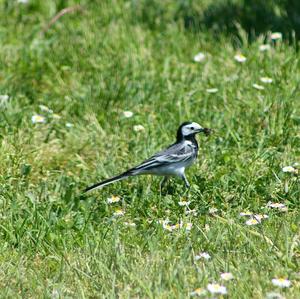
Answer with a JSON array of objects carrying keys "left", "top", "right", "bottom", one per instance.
[{"left": 131, "top": 142, "right": 195, "bottom": 173}]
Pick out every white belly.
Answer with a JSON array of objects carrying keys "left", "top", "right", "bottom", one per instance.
[{"left": 143, "top": 159, "right": 195, "bottom": 177}]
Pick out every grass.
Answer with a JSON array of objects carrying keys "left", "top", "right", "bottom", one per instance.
[{"left": 0, "top": 0, "right": 299, "bottom": 298}]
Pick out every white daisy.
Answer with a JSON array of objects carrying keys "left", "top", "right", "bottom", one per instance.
[
  {"left": 123, "top": 111, "right": 133, "bottom": 118},
  {"left": 65, "top": 122, "right": 74, "bottom": 128},
  {"left": 178, "top": 200, "right": 191, "bottom": 207},
  {"left": 253, "top": 83, "right": 265, "bottom": 90},
  {"left": 207, "top": 283, "right": 227, "bottom": 295},
  {"left": 220, "top": 272, "right": 234, "bottom": 281},
  {"left": 107, "top": 195, "right": 121, "bottom": 204},
  {"left": 282, "top": 166, "right": 298, "bottom": 174},
  {"left": 31, "top": 114, "right": 46, "bottom": 124},
  {"left": 133, "top": 125, "right": 145, "bottom": 132},
  {"left": 206, "top": 88, "right": 218, "bottom": 94},
  {"left": 234, "top": 53, "right": 247, "bottom": 63},
  {"left": 162, "top": 224, "right": 174, "bottom": 232},
  {"left": 259, "top": 44, "right": 271, "bottom": 52},
  {"left": 17, "top": 0, "right": 28, "bottom": 3},
  {"left": 161, "top": 220, "right": 180, "bottom": 232},
  {"left": 245, "top": 218, "right": 260, "bottom": 226},
  {"left": 260, "top": 77, "right": 273, "bottom": 84},
  {"left": 253, "top": 214, "right": 269, "bottom": 221},
  {"left": 271, "top": 278, "right": 291, "bottom": 288},
  {"left": 113, "top": 209, "right": 125, "bottom": 217},
  {"left": 193, "top": 52, "right": 205, "bottom": 62},
  {"left": 266, "top": 202, "right": 286, "bottom": 210},
  {"left": 271, "top": 32, "right": 282, "bottom": 40},
  {"left": 190, "top": 288, "right": 207, "bottom": 296},
  {"left": 239, "top": 211, "right": 253, "bottom": 216},
  {"left": 195, "top": 252, "right": 211, "bottom": 261}
]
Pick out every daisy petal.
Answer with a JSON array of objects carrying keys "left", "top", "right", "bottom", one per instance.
[{"left": 271, "top": 278, "right": 291, "bottom": 288}]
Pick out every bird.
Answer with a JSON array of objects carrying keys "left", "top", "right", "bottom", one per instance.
[{"left": 84, "top": 121, "right": 211, "bottom": 192}]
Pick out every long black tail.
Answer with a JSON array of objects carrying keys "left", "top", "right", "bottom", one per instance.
[{"left": 83, "top": 170, "right": 134, "bottom": 193}]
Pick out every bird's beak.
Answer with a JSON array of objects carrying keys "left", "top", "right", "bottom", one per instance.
[{"left": 200, "top": 127, "right": 212, "bottom": 136}]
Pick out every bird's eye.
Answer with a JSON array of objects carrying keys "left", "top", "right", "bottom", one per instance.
[{"left": 190, "top": 127, "right": 194, "bottom": 130}]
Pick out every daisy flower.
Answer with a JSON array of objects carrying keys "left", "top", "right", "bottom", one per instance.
[
  {"left": 31, "top": 114, "right": 46, "bottom": 124},
  {"left": 206, "top": 88, "right": 218, "bottom": 94},
  {"left": 193, "top": 52, "right": 205, "bottom": 62},
  {"left": 207, "top": 283, "right": 227, "bottom": 295},
  {"left": 220, "top": 272, "right": 234, "bottom": 281},
  {"left": 234, "top": 53, "right": 247, "bottom": 63},
  {"left": 163, "top": 224, "right": 174, "bottom": 232},
  {"left": 161, "top": 220, "right": 180, "bottom": 232},
  {"left": 239, "top": 211, "right": 253, "bottom": 216},
  {"left": 178, "top": 200, "right": 191, "bottom": 207},
  {"left": 260, "top": 77, "right": 273, "bottom": 84},
  {"left": 195, "top": 252, "right": 211, "bottom": 261},
  {"left": 282, "top": 166, "right": 298, "bottom": 174},
  {"left": 17, "top": 0, "right": 28, "bottom": 3},
  {"left": 245, "top": 218, "right": 260, "bottom": 226},
  {"left": 133, "top": 125, "right": 145, "bottom": 132},
  {"left": 107, "top": 195, "right": 121, "bottom": 204},
  {"left": 271, "top": 278, "right": 291, "bottom": 288},
  {"left": 253, "top": 83, "right": 265, "bottom": 90},
  {"left": 271, "top": 32, "right": 282, "bottom": 40},
  {"left": 65, "top": 122, "right": 74, "bottom": 128},
  {"left": 266, "top": 202, "right": 287, "bottom": 210},
  {"left": 259, "top": 44, "right": 271, "bottom": 52},
  {"left": 113, "top": 209, "right": 125, "bottom": 217},
  {"left": 190, "top": 287, "right": 207, "bottom": 296},
  {"left": 123, "top": 111, "right": 133, "bottom": 118},
  {"left": 253, "top": 214, "right": 269, "bottom": 221}
]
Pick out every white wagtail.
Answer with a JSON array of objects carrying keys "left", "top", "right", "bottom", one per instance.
[{"left": 84, "top": 122, "right": 211, "bottom": 192}]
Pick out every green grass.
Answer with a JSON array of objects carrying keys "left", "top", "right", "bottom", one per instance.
[{"left": 0, "top": 0, "right": 299, "bottom": 298}]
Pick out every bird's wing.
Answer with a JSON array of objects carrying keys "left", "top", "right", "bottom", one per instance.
[{"left": 132, "top": 142, "right": 194, "bottom": 172}]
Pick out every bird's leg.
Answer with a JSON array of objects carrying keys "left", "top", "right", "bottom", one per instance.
[
  {"left": 159, "top": 176, "right": 169, "bottom": 196},
  {"left": 181, "top": 173, "right": 190, "bottom": 189},
  {"left": 181, "top": 173, "right": 191, "bottom": 198}
]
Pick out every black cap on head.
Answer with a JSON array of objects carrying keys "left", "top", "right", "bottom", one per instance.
[{"left": 176, "top": 121, "right": 192, "bottom": 141}]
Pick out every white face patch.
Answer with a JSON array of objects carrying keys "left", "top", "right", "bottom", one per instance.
[{"left": 181, "top": 122, "right": 203, "bottom": 136}]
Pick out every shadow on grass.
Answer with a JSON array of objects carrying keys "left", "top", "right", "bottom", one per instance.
[
  {"left": 180, "top": 0, "right": 300, "bottom": 43},
  {"left": 131, "top": 0, "right": 300, "bottom": 44}
]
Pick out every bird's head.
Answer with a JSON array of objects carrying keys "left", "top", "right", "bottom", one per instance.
[{"left": 177, "top": 121, "right": 211, "bottom": 141}]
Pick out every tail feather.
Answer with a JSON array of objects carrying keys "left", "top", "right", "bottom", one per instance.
[{"left": 83, "top": 170, "right": 134, "bottom": 193}]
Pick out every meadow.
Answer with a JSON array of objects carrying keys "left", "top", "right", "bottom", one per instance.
[{"left": 0, "top": 0, "right": 299, "bottom": 298}]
